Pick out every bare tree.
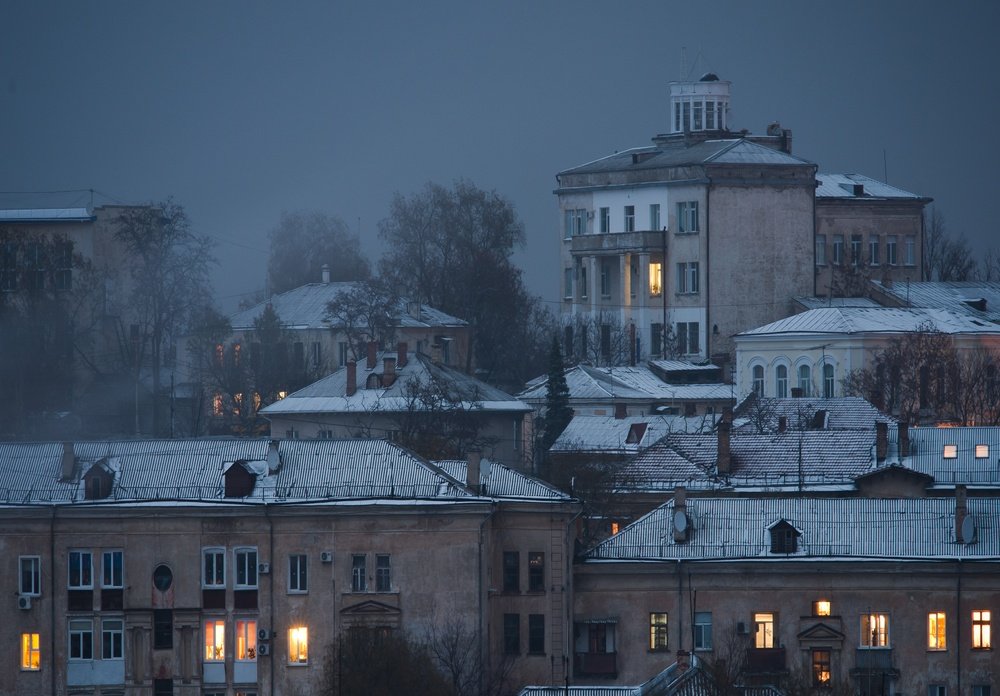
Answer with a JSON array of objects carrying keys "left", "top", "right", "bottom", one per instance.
[
  {"left": 923, "top": 207, "right": 975, "bottom": 281},
  {"left": 267, "top": 210, "right": 370, "bottom": 293},
  {"left": 323, "top": 627, "right": 454, "bottom": 696},
  {"left": 325, "top": 278, "right": 400, "bottom": 361},
  {"left": 426, "top": 618, "right": 514, "bottom": 696}
]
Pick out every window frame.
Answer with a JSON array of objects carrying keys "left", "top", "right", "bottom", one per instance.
[
  {"left": 860, "top": 612, "right": 890, "bottom": 648},
  {"left": 527, "top": 552, "right": 544, "bottom": 593},
  {"left": 823, "top": 363, "right": 835, "bottom": 399},
  {"left": 102, "top": 618, "right": 124, "bottom": 660},
  {"left": 775, "top": 364, "right": 788, "bottom": 399},
  {"left": 624, "top": 205, "right": 635, "bottom": 233},
  {"left": 288, "top": 626, "right": 309, "bottom": 665},
  {"left": 812, "top": 648, "right": 832, "bottom": 687},
  {"left": 599, "top": 207, "right": 610, "bottom": 233},
  {"left": 815, "top": 234, "right": 826, "bottom": 266},
  {"left": 503, "top": 613, "right": 520, "bottom": 655},
  {"left": 752, "top": 365, "right": 764, "bottom": 397},
  {"left": 69, "top": 619, "right": 94, "bottom": 661},
  {"left": 375, "top": 554, "right": 391, "bottom": 593},
  {"left": 649, "top": 203, "right": 660, "bottom": 231},
  {"left": 351, "top": 554, "right": 367, "bottom": 592},
  {"left": 972, "top": 609, "right": 991, "bottom": 649},
  {"left": 694, "top": 611, "right": 712, "bottom": 651},
  {"left": 677, "top": 201, "right": 699, "bottom": 233},
  {"left": 21, "top": 632, "right": 40, "bottom": 671},
  {"left": 68, "top": 550, "right": 93, "bottom": 590},
  {"left": 886, "top": 235, "right": 898, "bottom": 265},
  {"left": 649, "top": 612, "right": 669, "bottom": 651},
  {"left": 528, "top": 613, "right": 545, "bottom": 655},
  {"left": 234, "top": 547, "right": 258, "bottom": 590},
  {"left": 927, "top": 611, "right": 946, "bottom": 651},
  {"left": 503, "top": 551, "right": 520, "bottom": 593},
  {"left": 203, "top": 548, "right": 225, "bottom": 589},
  {"left": 648, "top": 261, "right": 662, "bottom": 296},
  {"left": 204, "top": 618, "right": 226, "bottom": 662},
  {"left": 288, "top": 554, "right": 308, "bottom": 594},
  {"left": 235, "top": 618, "right": 258, "bottom": 662},
  {"left": 869, "top": 234, "right": 880, "bottom": 266},
  {"left": 19, "top": 555, "right": 41, "bottom": 596},
  {"left": 753, "top": 612, "right": 775, "bottom": 649},
  {"left": 102, "top": 550, "right": 124, "bottom": 589}
]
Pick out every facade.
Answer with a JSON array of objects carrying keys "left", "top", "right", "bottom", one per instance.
[
  {"left": 555, "top": 75, "right": 817, "bottom": 366},
  {"left": 0, "top": 438, "right": 578, "bottom": 696}
]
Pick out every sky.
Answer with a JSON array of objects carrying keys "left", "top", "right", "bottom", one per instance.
[{"left": 2, "top": 1, "right": 998, "bottom": 313}]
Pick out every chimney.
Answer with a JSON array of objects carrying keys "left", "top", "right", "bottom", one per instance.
[
  {"left": 875, "top": 421, "right": 888, "bottom": 462},
  {"left": 778, "top": 416, "right": 787, "bottom": 433},
  {"left": 791, "top": 387, "right": 803, "bottom": 398},
  {"left": 898, "top": 422, "right": 910, "bottom": 459},
  {"left": 672, "top": 487, "right": 688, "bottom": 542},
  {"left": 466, "top": 450, "right": 482, "bottom": 494},
  {"left": 383, "top": 357, "right": 397, "bottom": 387},
  {"left": 397, "top": 341, "right": 408, "bottom": 368},
  {"left": 407, "top": 301, "right": 421, "bottom": 320},
  {"left": 955, "top": 485, "right": 969, "bottom": 543},
  {"left": 267, "top": 439, "right": 281, "bottom": 473},
  {"left": 60, "top": 441, "right": 76, "bottom": 482},
  {"left": 614, "top": 403, "right": 627, "bottom": 419},
  {"left": 431, "top": 343, "right": 442, "bottom": 364},
  {"left": 717, "top": 420, "right": 731, "bottom": 475},
  {"left": 366, "top": 341, "right": 377, "bottom": 370},
  {"left": 321, "top": 263, "right": 330, "bottom": 284},
  {"left": 346, "top": 361, "right": 357, "bottom": 397}
]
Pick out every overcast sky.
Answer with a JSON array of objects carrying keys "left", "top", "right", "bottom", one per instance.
[{"left": 2, "top": 1, "right": 997, "bottom": 313}]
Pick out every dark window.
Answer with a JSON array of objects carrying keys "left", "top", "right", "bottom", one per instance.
[
  {"left": 600, "top": 325, "right": 611, "bottom": 360},
  {"left": 293, "top": 341, "right": 305, "bottom": 370},
  {"left": 503, "top": 613, "right": 520, "bottom": 655},
  {"left": 153, "top": 609, "right": 173, "bottom": 650},
  {"left": 503, "top": 552, "right": 519, "bottom": 593},
  {"left": 153, "top": 678, "right": 173, "bottom": 696},
  {"left": 528, "top": 614, "right": 545, "bottom": 654},
  {"left": 153, "top": 564, "right": 173, "bottom": 592},
  {"left": 563, "top": 326, "right": 574, "bottom": 360},
  {"left": 770, "top": 521, "right": 799, "bottom": 553},
  {"left": 376, "top": 554, "right": 391, "bottom": 592},
  {"left": 651, "top": 323, "right": 663, "bottom": 357},
  {"left": 352, "top": 554, "right": 366, "bottom": 592},
  {"left": 528, "top": 552, "right": 544, "bottom": 592}
]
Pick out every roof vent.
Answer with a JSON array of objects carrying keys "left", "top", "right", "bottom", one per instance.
[
  {"left": 853, "top": 183, "right": 865, "bottom": 196},
  {"left": 631, "top": 151, "right": 656, "bottom": 165}
]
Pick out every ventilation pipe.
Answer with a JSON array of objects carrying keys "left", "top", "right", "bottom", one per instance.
[
  {"left": 875, "top": 421, "right": 888, "bottom": 462},
  {"left": 778, "top": 416, "right": 788, "bottom": 433},
  {"left": 60, "top": 442, "right": 76, "bottom": 482},
  {"left": 955, "top": 485, "right": 969, "bottom": 543},
  {"left": 717, "top": 417, "right": 732, "bottom": 475},
  {"left": 397, "top": 341, "right": 408, "bottom": 368},
  {"left": 466, "top": 450, "right": 482, "bottom": 494},
  {"left": 898, "top": 422, "right": 910, "bottom": 459},
  {"left": 614, "top": 403, "right": 627, "bottom": 419},
  {"left": 321, "top": 264, "right": 330, "bottom": 284},
  {"left": 383, "top": 357, "right": 397, "bottom": 387},
  {"left": 346, "top": 361, "right": 357, "bottom": 397}
]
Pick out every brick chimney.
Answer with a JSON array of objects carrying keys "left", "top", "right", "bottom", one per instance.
[
  {"left": 791, "top": 387, "right": 803, "bottom": 398},
  {"left": 321, "top": 263, "right": 330, "bottom": 283},
  {"left": 60, "top": 441, "right": 76, "bottom": 482},
  {"left": 875, "top": 421, "right": 888, "bottom": 462},
  {"left": 346, "top": 361, "right": 357, "bottom": 397},
  {"left": 614, "top": 403, "right": 627, "bottom": 419},
  {"left": 955, "top": 485, "right": 969, "bottom": 543},
  {"left": 366, "top": 341, "right": 377, "bottom": 370},
  {"left": 717, "top": 418, "right": 732, "bottom": 475},
  {"left": 466, "top": 450, "right": 482, "bottom": 494},
  {"left": 898, "top": 422, "right": 910, "bottom": 459},
  {"left": 397, "top": 341, "right": 408, "bottom": 368},
  {"left": 383, "top": 357, "right": 397, "bottom": 387},
  {"left": 778, "top": 416, "right": 787, "bottom": 433}
]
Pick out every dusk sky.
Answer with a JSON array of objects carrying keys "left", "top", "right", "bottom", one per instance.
[{"left": 3, "top": 1, "right": 997, "bottom": 313}]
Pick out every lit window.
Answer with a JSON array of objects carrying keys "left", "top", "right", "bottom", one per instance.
[
  {"left": 813, "top": 600, "right": 831, "bottom": 617},
  {"left": 277, "top": 390, "right": 287, "bottom": 400},
  {"left": 812, "top": 648, "right": 831, "bottom": 686},
  {"left": 973, "top": 610, "right": 991, "bottom": 649},
  {"left": 69, "top": 619, "right": 94, "bottom": 660},
  {"left": 288, "top": 626, "right": 308, "bottom": 664},
  {"left": 928, "top": 612, "right": 946, "bottom": 650},
  {"left": 861, "top": 612, "right": 889, "bottom": 648},
  {"left": 235, "top": 548, "right": 258, "bottom": 589},
  {"left": 68, "top": 551, "right": 93, "bottom": 589},
  {"left": 351, "top": 554, "right": 367, "bottom": 592},
  {"left": 289, "top": 554, "right": 308, "bottom": 593},
  {"left": 376, "top": 554, "right": 391, "bottom": 592},
  {"left": 102, "top": 550, "right": 123, "bottom": 589},
  {"left": 204, "top": 619, "right": 225, "bottom": 661},
  {"left": 19, "top": 556, "right": 41, "bottom": 596},
  {"left": 975, "top": 445, "right": 989, "bottom": 458},
  {"left": 21, "top": 633, "right": 40, "bottom": 670},
  {"left": 610, "top": 521, "right": 621, "bottom": 535},
  {"left": 236, "top": 619, "right": 257, "bottom": 661},
  {"left": 943, "top": 445, "right": 958, "bottom": 459},
  {"left": 102, "top": 619, "right": 124, "bottom": 659},
  {"left": 649, "top": 262, "right": 662, "bottom": 296},
  {"left": 212, "top": 393, "right": 223, "bottom": 416},
  {"left": 753, "top": 613, "right": 775, "bottom": 648},
  {"left": 528, "top": 552, "right": 545, "bottom": 592},
  {"left": 649, "top": 612, "right": 668, "bottom": 651},
  {"left": 203, "top": 548, "right": 225, "bottom": 588},
  {"left": 694, "top": 612, "right": 712, "bottom": 650}
]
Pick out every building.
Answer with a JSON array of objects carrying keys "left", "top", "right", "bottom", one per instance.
[
  {"left": 0, "top": 438, "right": 578, "bottom": 696},
  {"left": 869, "top": 280, "right": 1000, "bottom": 323}
]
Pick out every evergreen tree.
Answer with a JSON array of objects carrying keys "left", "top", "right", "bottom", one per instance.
[{"left": 540, "top": 336, "right": 573, "bottom": 452}]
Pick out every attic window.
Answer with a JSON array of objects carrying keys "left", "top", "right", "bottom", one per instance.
[
  {"left": 224, "top": 461, "right": 256, "bottom": 498},
  {"left": 943, "top": 445, "right": 958, "bottom": 459},
  {"left": 365, "top": 373, "right": 382, "bottom": 389},
  {"left": 83, "top": 465, "right": 113, "bottom": 501},
  {"left": 975, "top": 445, "right": 989, "bottom": 459},
  {"left": 769, "top": 520, "right": 799, "bottom": 554},
  {"left": 625, "top": 423, "right": 648, "bottom": 444}
]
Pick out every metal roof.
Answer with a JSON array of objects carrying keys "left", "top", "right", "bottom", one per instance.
[
  {"left": 519, "top": 365, "right": 732, "bottom": 404},
  {"left": 871, "top": 280, "right": 1000, "bottom": 324},
  {"left": 794, "top": 296, "right": 882, "bottom": 310},
  {"left": 261, "top": 351, "right": 530, "bottom": 415},
  {"left": 434, "top": 459, "right": 571, "bottom": 500},
  {"left": 733, "top": 396, "right": 895, "bottom": 433},
  {"left": 0, "top": 207, "right": 94, "bottom": 222},
  {"left": 737, "top": 307, "right": 1000, "bottom": 337},
  {"left": 228, "top": 282, "right": 467, "bottom": 331},
  {"left": 551, "top": 414, "right": 716, "bottom": 453},
  {"left": 815, "top": 173, "right": 927, "bottom": 200},
  {"left": 588, "top": 496, "right": 1000, "bottom": 561},
  {"left": 899, "top": 426, "right": 1000, "bottom": 487}
]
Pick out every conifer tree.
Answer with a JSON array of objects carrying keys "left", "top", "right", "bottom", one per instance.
[{"left": 540, "top": 336, "right": 573, "bottom": 452}]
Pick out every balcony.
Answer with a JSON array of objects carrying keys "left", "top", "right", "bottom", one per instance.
[
  {"left": 746, "top": 647, "right": 786, "bottom": 673},
  {"left": 570, "top": 230, "right": 665, "bottom": 255},
  {"left": 574, "top": 651, "right": 617, "bottom": 678},
  {"left": 851, "top": 648, "right": 898, "bottom": 676}
]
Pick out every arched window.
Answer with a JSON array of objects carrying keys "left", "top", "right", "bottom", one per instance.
[
  {"left": 775, "top": 365, "right": 788, "bottom": 398},
  {"left": 752, "top": 365, "right": 765, "bottom": 397},
  {"left": 823, "top": 363, "right": 835, "bottom": 399},
  {"left": 798, "top": 365, "right": 811, "bottom": 397}
]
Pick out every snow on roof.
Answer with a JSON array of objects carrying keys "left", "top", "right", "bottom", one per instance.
[
  {"left": 550, "top": 414, "right": 716, "bottom": 453},
  {"left": 518, "top": 364, "right": 732, "bottom": 404},
  {"left": 737, "top": 307, "right": 1000, "bottom": 337},
  {"left": 815, "top": 173, "right": 927, "bottom": 200},
  {"left": 261, "top": 351, "right": 530, "bottom": 415},
  {"left": 794, "top": 296, "right": 882, "bottom": 310},
  {"left": 899, "top": 426, "right": 1000, "bottom": 487},
  {"left": 0, "top": 207, "right": 94, "bottom": 222},
  {"left": 871, "top": 280, "right": 1000, "bottom": 324},
  {"left": 733, "top": 396, "right": 895, "bottom": 433},
  {"left": 228, "top": 282, "right": 467, "bottom": 331},
  {"left": 435, "top": 459, "right": 570, "bottom": 500},
  {"left": 589, "top": 496, "right": 1000, "bottom": 561}
]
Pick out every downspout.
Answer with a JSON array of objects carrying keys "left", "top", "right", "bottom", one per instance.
[
  {"left": 478, "top": 502, "right": 497, "bottom": 696},
  {"left": 265, "top": 503, "right": 275, "bottom": 696},
  {"left": 956, "top": 559, "right": 962, "bottom": 695},
  {"left": 49, "top": 506, "right": 57, "bottom": 696},
  {"left": 704, "top": 181, "right": 711, "bottom": 361},
  {"left": 676, "top": 559, "right": 684, "bottom": 652}
]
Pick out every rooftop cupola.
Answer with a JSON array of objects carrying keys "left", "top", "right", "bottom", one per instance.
[{"left": 669, "top": 73, "right": 731, "bottom": 134}]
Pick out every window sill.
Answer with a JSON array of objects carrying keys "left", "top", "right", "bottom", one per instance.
[
  {"left": 524, "top": 589, "right": 546, "bottom": 595},
  {"left": 675, "top": 231, "right": 699, "bottom": 236},
  {"left": 527, "top": 651, "right": 546, "bottom": 657},
  {"left": 647, "top": 648, "right": 671, "bottom": 654},
  {"left": 287, "top": 591, "right": 308, "bottom": 596}
]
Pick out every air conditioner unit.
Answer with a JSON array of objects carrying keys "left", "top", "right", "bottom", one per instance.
[
  {"left": 258, "top": 643, "right": 270, "bottom": 656},
  {"left": 736, "top": 621, "right": 749, "bottom": 635},
  {"left": 258, "top": 629, "right": 272, "bottom": 641},
  {"left": 17, "top": 595, "right": 32, "bottom": 610},
  {"left": 258, "top": 562, "right": 270, "bottom": 575},
  {"left": 320, "top": 551, "right": 333, "bottom": 563}
]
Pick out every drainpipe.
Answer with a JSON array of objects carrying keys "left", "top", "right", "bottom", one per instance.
[
  {"left": 676, "top": 559, "right": 684, "bottom": 652},
  {"left": 49, "top": 506, "right": 57, "bottom": 696},
  {"left": 956, "top": 559, "right": 962, "bottom": 695},
  {"left": 704, "top": 182, "right": 711, "bottom": 361},
  {"left": 478, "top": 502, "right": 497, "bottom": 696},
  {"left": 265, "top": 503, "right": 275, "bottom": 696}
]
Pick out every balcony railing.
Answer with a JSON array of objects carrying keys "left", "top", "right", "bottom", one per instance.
[
  {"left": 746, "top": 647, "right": 786, "bottom": 673},
  {"left": 574, "top": 651, "right": 617, "bottom": 678},
  {"left": 853, "top": 648, "right": 895, "bottom": 672}
]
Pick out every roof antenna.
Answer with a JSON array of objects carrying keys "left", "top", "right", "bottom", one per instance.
[
  {"left": 680, "top": 46, "right": 687, "bottom": 81},
  {"left": 882, "top": 149, "right": 888, "bottom": 184}
]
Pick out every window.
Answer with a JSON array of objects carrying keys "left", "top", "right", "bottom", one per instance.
[
  {"left": 976, "top": 444, "right": 989, "bottom": 458},
  {"left": 376, "top": 554, "right": 391, "bottom": 592},
  {"left": 289, "top": 554, "right": 308, "bottom": 593},
  {"left": 310, "top": 341, "right": 321, "bottom": 368},
  {"left": 676, "top": 322, "right": 699, "bottom": 355},
  {"left": 21, "top": 633, "right": 40, "bottom": 670},
  {"left": 812, "top": 648, "right": 831, "bottom": 686},
  {"left": 694, "top": 612, "right": 712, "bottom": 650},
  {"left": 564, "top": 209, "right": 586, "bottom": 238},
  {"left": 204, "top": 619, "right": 225, "bottom": 661},
  {"left": 752, "top": 365, "right": 764, "bottom": 397},
  {"left": 102, "top": 619, "right": 124, "bottom": 660},
  {"left": 649, "top": 261, "right": 662, "bottom": 296},
  {"left": 54, "top": 241, "right": 73, "bottom": 290},
  {"left": 651, "top": 323, "right": 663, "bottom": 357},
  {"left": 860, "top": 612, "right": 889, "bottom": 648},
  {"left": 775, "top": 365, "right": 788, "bottom": 398},
  {"left": 904, "top": 235, "right": 916, "bottom": 266},
  {"left": 929, "top": 687, "right": 946, "bottom": 696},
  {"left": 869, "top": 234, "right": 880, "bottom": 265},
  {"left": 579, "top": 265, "right": 587, "bottom": 299},
  {"left": 318, "top": 429, "right": 334, "bottom": 439},
  {"left": 503, "top": 613, "right": 520, "bottom": 655},
  {"left": 823, "top": 363, "right": 835, "bottom": 399},
  {"left": 212, "top": 393, "right": 224, "bottom": 417},
  {"left": 600, "top": 260, "right": 611, "bottom": 297},
  {"left": 528, "top": 552, "right": 544, "bottom": 592},
  {"left": 832, "top": 235, "right": 844, "bottom": 265},
  {"left": 70, "top": 619, "right": 94, "bottom": 660},
  {"left": 887, "top": 235, "right": 898, "bottom": 265},
  {"left": 813, "top": 600, "right": 831, "bottom": 617},
  {"left": 676, "top": 262, "right": 699, "bottom": 294},
  {"left": 503, "top": 551, "right": 519, "bottom": 593},
  {"left": 798, "top": 364, "right": 811, "bottom": 397},
  {"left": 753, "top": 613, "right": 774, "bottom": 649},
  {"left": 624, "top": 205, "right": 635, "bottom": 233},
  {"left": 351, "top": 554, "right": 367, "bottom": 592},
  {"left": 235, "top": 548, "right": 257, "bottom": 589},
  {"left": 600, "top": 325, "right": 611, "bottom": 361},
  {"left": 850, "top": 234, "right": 863, "bottom": 266},
  {"left": 0, "top": 242, "right": 17, "bottom": 291},
  {"left": 973, "top": 686, "right": 992, "bottom": 696},
  {"left": 649, "top": 612, "right": 668, "bottom": 651},
  {"left": 529, "top": 614, "right": 545, "bottom": 654},
  {"left": 338, "top": 341, "right": 349, "bottom": 367},
  {"left": 236, "top": 619, "right": 257, "bottom": 661},
  {"left": 24, "top": 243, "right": 45, "bottom": 290},
  {"left": 19, "top": 556, "right": 41, "bottom": 596},
  {"left": 927, "top": 612, "right": 946, "bottom": 650},
  {"left": 815, "top": 235, "right": 826, "bottom": 266},
  {"left": 293, "top": 341, "right": 305, "bottom": 370},
  {"left": 68, "top": 551, "right": 93, "bottom": 589},
  {"left": 288, "top": 626, "right": 309, "bottom": 664},
  {"left": 649, "top": 204, "right": 660, "bottom": 231},
  {"left": 972, "top": 609, "right": 991, "bottom": 649},
  {"left": 943, "top": 445, "right": 958, "bottom": 459},
  {"left": 153, "top": 609, "right": 173, "bottom": 649},
  {"left": 563, "top": 268, "right": 573, "bottom": 299},
  {"left": 599, "top": 207, "right": 610, "bottom": 233},
  {"left": 203, "top": 548, "right": 225, "bottom": 588},
  {"left": 677, "top": 201, "right": 699, "bottom": 233},
  {"left": 770, "top": 521, "right": 798, "bottom": 553},
  {"left": 102, "top": 550, "right": 123, "bottom": 588}
]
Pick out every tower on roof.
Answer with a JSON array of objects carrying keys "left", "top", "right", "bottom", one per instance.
[{"left": 669, "top": 72, "right": 731, "bottom": 134}]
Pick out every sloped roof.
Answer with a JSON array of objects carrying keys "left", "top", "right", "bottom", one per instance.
[
  {"left": 261, "top": 350, "right": 530, "bottom": 415},
  {"left": 815, "top": 173, "right": 928, "bottom": 200},
  {"left": 871, "top": 280, "right": 1000, "bottom": 324},
  {"left": 435, "top": 459, "right": 571, "bottom": 500},
  {"left": 794, "top": 296, "right": 882, "bottom": 311},
  {"left": 588, "top": 496, "right": 1000, "bottom": 561},
  {"left": 733, "top": 396, "right": 895, "bottom": 433},
  {"left": 551, "top": 414, "right": 716, "bottom": 454},
  {"left": 899, "top": 426, "right": 1000, "bottom": 487},
  {"left": 519, "top": 365, "right": 732, "bottom": 404},
  {"left": 0, "top": 207, "right": 94, "bottom": 222},
  {"left": 228, "top": 282, "right": 467, "bottom": 331},
  {"left": 737, "top": 307, "right": 1000, "bottom": 337}
]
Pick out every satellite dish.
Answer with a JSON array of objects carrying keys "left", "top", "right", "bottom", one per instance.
[
  {"left": 961, "top": 515, "right": 976, "bottom": 544},
  {"left": 673, "top": 509, "right": 688, "bottom": 534}
]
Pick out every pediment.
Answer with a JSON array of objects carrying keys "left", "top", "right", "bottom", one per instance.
[
  {"left": 340, "top": 599, "right": 401, "bottom": 616},
  {"left": 797, "top": 621, "right": 845, "bottom": 642}
]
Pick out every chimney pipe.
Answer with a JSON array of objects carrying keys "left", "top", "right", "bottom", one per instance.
[
  {"left": 673, "top": 486, "right": 688, "bottom": 542},
  {"left": 366, "top": 341, "right": 377, "bottom": 370},
  {"left": 397, "top": 341, "right": 408, "bottom": 368},
  {"left": 898, "top": 422, "right": 910, "bottom": 459},
  {"left": 778, "top": 416, "right": 787, "bottom": 433},
  {"left": 875, "top": 421, "right": 888, "bottom": 462},
  {"left": 614, "top": 403, "right": 627, "bottom": 419},
  {"left": 346, "top": 361, "right": 357, "bottom": 397},
  {"left": 955, "top": 485, "right": 969, "bottom": 543},
  {"left": 431, "top": 343, "right": 442, "bottom": 364},
  {"left": 382, "top": 357, "right": 397, "bottom": 387},
  {"left": 466, "top": 450, "right": 482, "bottom": 493},
  {"left": 60, "top": 442, "right": 76, "bottom": 482},
  {"left": 321, "top": 263, "right": 330, "bottom": 284},
  {"left": 717, "top": 420, "right": 731, "bottom": 475}
]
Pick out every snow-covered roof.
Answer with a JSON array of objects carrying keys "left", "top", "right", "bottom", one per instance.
[
  {"left": 733, "top": 396, "right": 895, "bottom": 433},
  {"left": 737, "top": 307, "right": 1000, "bottom": 337},
  {"left": 871, "top": 280, "right": 1000, "bottom": 324},
  {"left": 550, "top": 414, "right": 716, "bottom": 454},
  {"left": 435, "top": 459, "right": 570, "bottom": 501},
  {"left": 899, "top": 426, "right": 1000, "bottom": 487},
  {"left": 0, "top": 207, "right": 94, "bottom": 222},
  {"left": 519, "top": 364, "right": 732, "bottom": 404},
  {"left": 228, "top": 282, "right": 467, "bottom": 331},
  {"left": 815, "top": 173, "right": 928, "bottom": 200},
  {"left": 588, "top": 496, "right": 1000, "bottom": 561},
  {"left": 261, "top": 350, "right": 530, "bottom": 415},
  {"left": 794, "top": 296, "right": 882, "bottom": 311}
]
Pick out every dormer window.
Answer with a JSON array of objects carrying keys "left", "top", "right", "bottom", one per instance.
[
  {"left": 224, "top": 461, "right": 256, "bottom": 498},
  {"left": 975, "top": 445, "right": 989, "bottom": 459},
  {"left": 365, "top": 373, "right": 382, "bottom": 389},
  {"left": 625, "top": 423, "right": 648, "bottom": 445},
  {"left": 83, "top": 463, "right": 114, "bottom": 501},
  {"left": 769, "top": 520, "right": 800, "bottom": 554},
  {"left": 943, "top": 445, "right": 958, "bottom": 459}
]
